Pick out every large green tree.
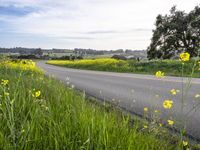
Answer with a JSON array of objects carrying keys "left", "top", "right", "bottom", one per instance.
[{"left": 147, "top": 6, "right": 200, "bottom": 60}]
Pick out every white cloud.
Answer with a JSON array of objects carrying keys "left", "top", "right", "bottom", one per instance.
[{"left": 0, "top": 0, "right": 199, "bottom": 49}]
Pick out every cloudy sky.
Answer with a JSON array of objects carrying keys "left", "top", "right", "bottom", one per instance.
[{"left": 0, "top": 0, "right": 199, "bottom": 50}]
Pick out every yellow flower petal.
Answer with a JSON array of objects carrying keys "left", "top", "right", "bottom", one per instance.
[
  {"left": 167, "top": 120, "right": 174, "bottom": 125},
  {"left": 170, "top": 89, "right": 177, "bottom": 95},
  {"left": 1, "top": 79, "right": 9, "bottom": 86},
  {"left": 32, "top": 90, "right": 41, "bottom": 98},
  {"left": 182, "top": 140, "right": 188, "bottom": 146},
  {"left": 155, "top": 71, "right": 164, "bottom": 78},
  {"left": 163, "top": 100, "right": 173, "bottom": 109},
  {"left": 144, "top": 107, "right": 148, "bottom": 112},
  {"left": 180, "top": 52, "right": 190, "bottom": 62}
]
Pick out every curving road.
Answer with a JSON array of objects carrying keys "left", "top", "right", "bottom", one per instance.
[{"left": 37, "top": 61, "right": 200, "bottom": 140}]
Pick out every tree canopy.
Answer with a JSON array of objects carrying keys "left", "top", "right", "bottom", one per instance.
[{"left": 147, "top": 5, "right": 200, "bottom": 60}]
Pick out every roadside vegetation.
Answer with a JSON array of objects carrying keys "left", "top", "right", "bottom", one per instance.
[
  {"left": 0, "top": 57, "right": 183, "bottom": 149},
  {"left": 47, "top": 58, "right": 200, "bottom": 77},
  {"left": 46, "top": 52, "right": 200, "bottom": 149}
]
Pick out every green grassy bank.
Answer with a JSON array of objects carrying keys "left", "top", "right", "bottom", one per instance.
[
  {"left": 47, "top": 58, "right": 200, "bottom": 78},
  {"left": 0, "top": 59, "right": 190, "bottom": 149}
]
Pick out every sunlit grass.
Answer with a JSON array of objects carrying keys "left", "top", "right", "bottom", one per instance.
[
  {"left": 47, "top": 58, "right": 200, "bottom": 77},
  {"left": 133, "top": 59, "right": 200, "bottom": 77},
  {"left": 47, "top": 58, "right": 131, "bottom": 72}
]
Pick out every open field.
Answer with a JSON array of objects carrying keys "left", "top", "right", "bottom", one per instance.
[
  {"left": 0, "top": 59, "right": 186, "bottom": 149},
  {"left": 47, "top": 58, "right": 200, "bottom": 78}
]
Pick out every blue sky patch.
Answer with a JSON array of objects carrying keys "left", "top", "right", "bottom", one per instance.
[{"left": 0, "top": 5, "right": 36, "bottom": 16}]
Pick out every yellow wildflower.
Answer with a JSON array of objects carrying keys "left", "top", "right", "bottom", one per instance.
[
  {"left": 1, "top": 79, "right": 9, "bottom": 86},
  {"left": 144, "top": 107, "right": 148, "bottom": 112},
  {"left": 163, "top": 100, "right": 173, "bottom": 109},
  {"left": 155, "top": 71, "right": 164, "bottom": 78},
  {"left": 167, "top": 120, "right": 174, "bottom": 125},
  {"left": 159, "top": 123, "right": 162, "bottom": 127},
  {"left": 170, "top": 89, "right": 179, "bottom": 95},
  {"left": 182, "top": 140, "right": 188, "bottom": 146},
  {"left": 180, "top": 52, "right": 190, "bottom": 62},
  {"left": 32, "top": 90, "right": 41, "bottom": 98}
]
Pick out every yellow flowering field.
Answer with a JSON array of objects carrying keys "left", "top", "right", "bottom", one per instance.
[
  {"left": 47, "top": 58, "right": 131, "bottom": 72},
  {"left": 0, "top": 59, "right": 41, "bottom": 73},
  {"left": 47, "top": 56, "right": 200, "bottom": 77}
]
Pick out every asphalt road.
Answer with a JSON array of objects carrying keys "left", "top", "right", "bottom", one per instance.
[{"left": 37, "top": 61, "right": 200, "bottom": 140}]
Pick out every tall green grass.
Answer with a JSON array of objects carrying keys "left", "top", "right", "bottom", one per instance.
[
  {"left": 0, "top": 60, "right": 180, "bottom": 149},
  {"left": 132, "top": 60, "right": 200, "bottom": 77}
]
